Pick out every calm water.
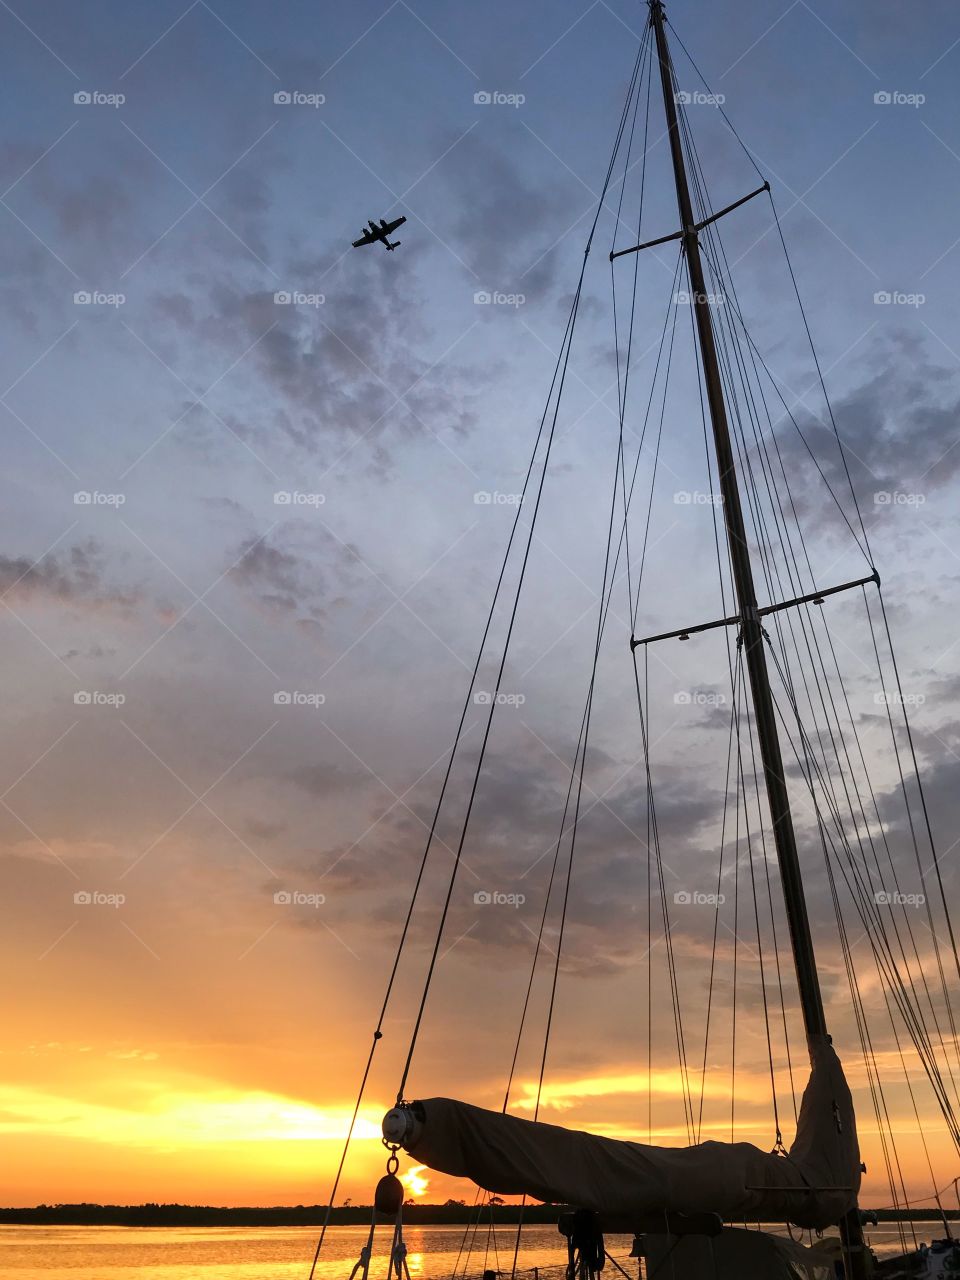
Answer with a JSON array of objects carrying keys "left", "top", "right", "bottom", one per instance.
[{"left": 0, "top": 1221, "right": 943, "bottom": 1278}]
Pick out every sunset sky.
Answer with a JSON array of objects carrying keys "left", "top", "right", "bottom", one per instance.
[{"left": 2, "top": 0, "right": 960, "bottom": 1214}]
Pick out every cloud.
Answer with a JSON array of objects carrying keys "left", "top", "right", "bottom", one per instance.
[
  {"left": 243, "top": 818, "right": 287, "bottom": 842},
  {"left": 228, "top": 535, "right": 315, "bottom": 616},
  {"left": 282, "top": 762, "right": 367, "bottom": 797},
  {"left": 440, "top": 132, "right": 566, "bottom": 298},
  {"left": 225, "top": 529, "right": 362, "bottom": 622},
  {"left": 156, "top": 264, "right": 479, "bottom": 467},
  {"left": 0, "top": 541, "right": 140, "bottom": 612},
  {"left": 776, "top": 342, "right": 960, "bottom": 525},
  {"left": 292, "top": 736, "right": 725, "bottom": 975}
]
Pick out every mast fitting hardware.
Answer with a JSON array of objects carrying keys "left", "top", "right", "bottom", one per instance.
[
  {"left": 611, "top": 182, "right": 770, "bottom": 261},
  {"left": 632, "top": 571, "right": 879, "bottom": 647}
]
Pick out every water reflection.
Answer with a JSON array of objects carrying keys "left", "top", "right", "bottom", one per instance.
[{"left": 0, "top": 1220, "right": 940, "bottom": 1279}]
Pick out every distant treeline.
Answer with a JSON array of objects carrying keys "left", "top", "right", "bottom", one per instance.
[
  {"left": 0, "top": 1203, "right": 957, "bottom": 1227},
  {"left": 0, "top": 1203, "right": 563, "bottom": 1227}
]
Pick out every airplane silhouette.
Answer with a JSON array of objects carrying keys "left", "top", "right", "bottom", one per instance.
[{"left": 352, "top": 216, "right": 406, "bottom": 252}]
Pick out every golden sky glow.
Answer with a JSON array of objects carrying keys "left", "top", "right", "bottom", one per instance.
[
  {"left": 3, "top": 830, "right": 957, "bottom": 1211},
  {"left": 1, "top": 1028, "right": 956, "bottom": 1208}
]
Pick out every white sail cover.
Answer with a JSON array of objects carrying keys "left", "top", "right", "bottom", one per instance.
[{"left": 400, "top": 1035, "right": 860, "bottom": 1230}]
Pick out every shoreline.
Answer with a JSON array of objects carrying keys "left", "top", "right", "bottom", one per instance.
[{"left": 1, "top": 1205, "right": 957, "bottom": 1228}]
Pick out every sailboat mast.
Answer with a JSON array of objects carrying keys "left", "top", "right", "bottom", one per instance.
[
  {"left": 647, "top": 0, "right": 824, "bottom": 1041},
  {"left": 647, "top": 2, "right": 867, "bottom": 1272}
]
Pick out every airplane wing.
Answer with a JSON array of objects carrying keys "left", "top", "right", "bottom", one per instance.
[
  {"left": 352, "top": 228, "right": 379, "bottom": 247},
  {"left": 382, "top": 216, "right": 406, "bottom": 235}
]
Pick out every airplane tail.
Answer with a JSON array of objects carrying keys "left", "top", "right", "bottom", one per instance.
[{"left": 386, "top": 240, "right": 400, "bottom": 251}]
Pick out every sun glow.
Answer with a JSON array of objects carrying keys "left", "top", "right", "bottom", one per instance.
[
  {"left": 400, "top": 1164, "right": 430, "bottom": 1198},
  {"left": 0, "top": 1084, "right": 386, "bottom": 1146}
]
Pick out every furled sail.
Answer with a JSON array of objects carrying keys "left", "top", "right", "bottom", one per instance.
[{"left": 382, "top": 1035, "right": 860, "bottom": 1230}]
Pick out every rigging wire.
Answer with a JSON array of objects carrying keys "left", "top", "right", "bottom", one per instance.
[
  {"left": 394, "top": 20, "right": 650, "bottom": 1106},
  {"left": 394, "top": 30, "right": 659, "bottom": 1280},
  {"left": 305, "top": 212, "right": 593, "bottom": 1280},
  {"left": 308, "top": 27, "right": 653, "bottom": 1280}
]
